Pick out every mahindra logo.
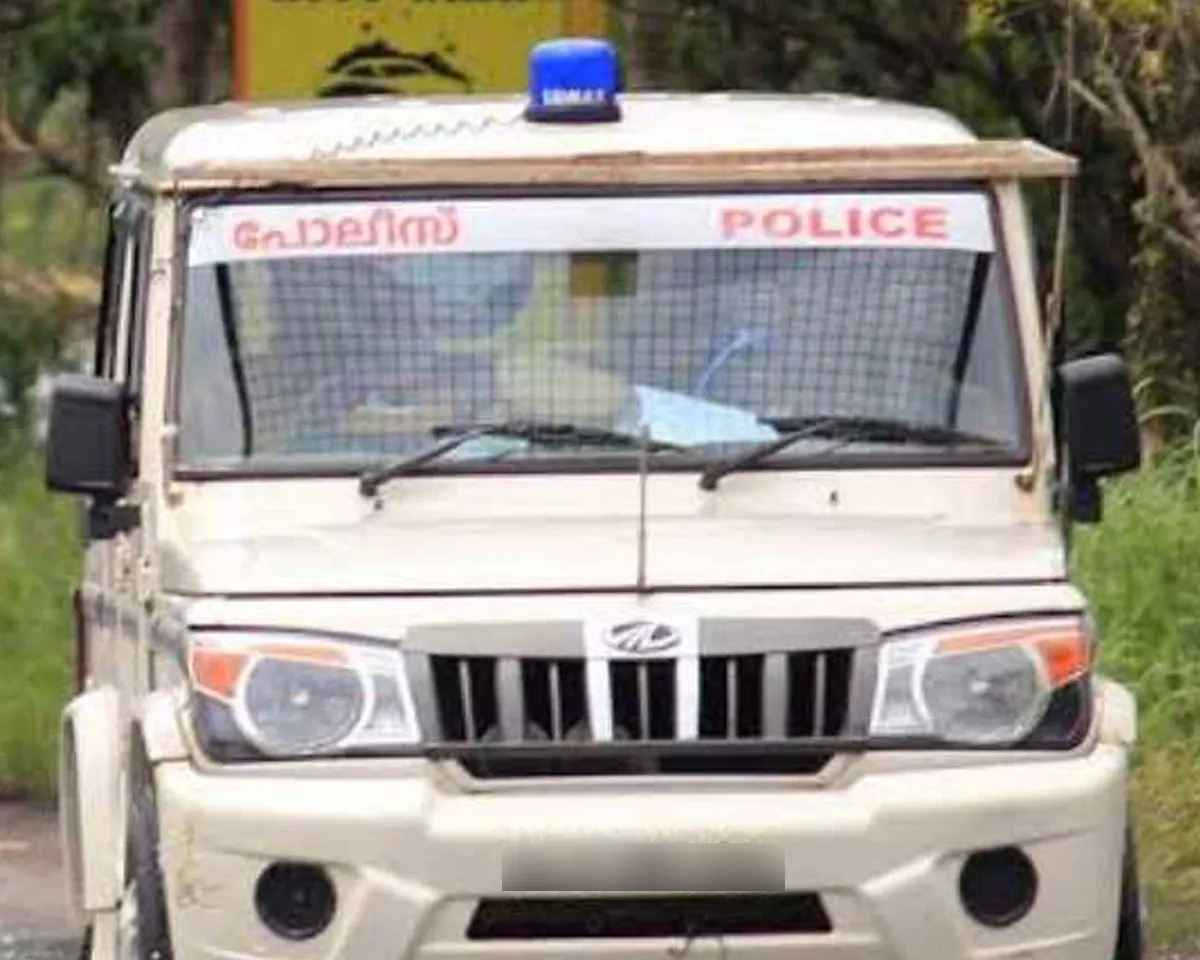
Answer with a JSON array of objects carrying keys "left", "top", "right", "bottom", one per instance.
[{"left": 603, "top": 620, "right": 682, "bottom": 655}]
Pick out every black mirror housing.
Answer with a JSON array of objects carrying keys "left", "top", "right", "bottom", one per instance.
[
  {"left": 1058, "top": 353, "right": 1140, "bottom": 524},
  {"left": 45, "top": 374, "right": 131, "bottom": 500},
  {"left": 1060, "top": 353, "right": 1141, "bottom": 481}
]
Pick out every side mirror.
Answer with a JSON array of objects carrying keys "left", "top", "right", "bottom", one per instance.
[
  {"left": 45, "top": 374, "right": 131, "bottom": 500},
  {"left": 1059, "top": 353, "right": 1141, "bottom": 522}
]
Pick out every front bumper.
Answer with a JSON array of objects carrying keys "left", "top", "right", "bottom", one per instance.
[{"left": 155, "top": 745, "right": 1128, "bottom": 960}]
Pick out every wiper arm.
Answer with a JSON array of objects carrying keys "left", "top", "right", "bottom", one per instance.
[
  {"left": 359, "top": 426, "right": 492, "bottom": 498},
  {"left": 698, "top": 415, "right": 1000, "bottom": 492},
  {"left": 699, "top": 418, "right": 844, "bottom": 491},
  {"left": 359, "top": 420, "right": 683, "bottom": 499}
]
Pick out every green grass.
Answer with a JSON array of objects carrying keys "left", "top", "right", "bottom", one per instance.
[
  {"left": 0, "top": 445, "right": 79, "bottom": 799},
  {"left": 0, "top": 175, "right": 105, "bottom": 275},
  {"left": 1073, "top": 445, "right": 1200, "bottom": 950}
]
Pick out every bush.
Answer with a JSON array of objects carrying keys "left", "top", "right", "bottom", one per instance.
[
  {"left": 1075, "top": 447, "right": 1200, "bottom": 742},
  {"left": 0, "top": 446, "right": 79, "bottom": 798},
  {"left": 1073, "top": 444, "right": 1200, "bottom": 948}
]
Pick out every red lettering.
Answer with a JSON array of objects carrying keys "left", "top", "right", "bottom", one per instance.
[
  {"left": 808, "top": 209, "right": 841, "bottom": 239},
  {"left": 432, "top": 206, "right": 460, "bottom": 246},
  {"left": 260, "top": 229, "right": 288, "bottom": 251},
  {"left": 868, "top": 207, "right": 905, "bottom": 238},
  {"left": 845, "top": 207, "right": 864, "bottom": 239},
  {"left": 764, "top": 209, "right": 802, "bottom": 238},
  {"left": 913, "top": 206, "right": 949, "bottom": 240},
  {"left": 307, "top": 218, "right": 332, "bottom": 248},
  {"left": 397, "top": 213, "right": 450, "bottom": 247},
  {"left": 232, "top": 220, "right": 260, "bottom": 251},
  {"left": 371, "top": 208, "right": 397, "bottom": 245},
  {"left": 722, "top": 208, "right": 754, "bottom": 238},
  {"left": 336, "top": 217, "right": 365, "bottom": 247}
]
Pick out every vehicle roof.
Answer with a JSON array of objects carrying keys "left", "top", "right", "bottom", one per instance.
[
  {"left": 123, "top": 92, "right": 974, "bottom": 170},
  {"left": 117, "top": 92, "right": 1076, "bottom": 190}
]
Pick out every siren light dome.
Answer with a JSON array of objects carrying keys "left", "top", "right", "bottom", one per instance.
[{"left": 524, "top": 37, "right": 622, "bottom": 124}]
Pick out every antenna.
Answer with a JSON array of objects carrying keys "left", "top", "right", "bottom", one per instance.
[{"left": 636, "top": 423, "right": 650, "bottom": 594}]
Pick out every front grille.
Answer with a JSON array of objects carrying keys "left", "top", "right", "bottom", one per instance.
[
  {"left": 467, "top": 894, "right": 833, "bottom": 940},
  {"left": 425, "top": 650, "right": 854, "bottom": 777}
]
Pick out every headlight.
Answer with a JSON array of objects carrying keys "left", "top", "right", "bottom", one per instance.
[
  {"left": 188, "top": 632, "right": 421, "bottom": 759},
  {"left": 870, "top": 617, "right": 1091, "bottom": 745}
]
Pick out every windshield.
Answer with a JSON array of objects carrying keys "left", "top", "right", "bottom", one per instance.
[{"left": 177, "top": 190, "right": 1027, "bottom": 472}]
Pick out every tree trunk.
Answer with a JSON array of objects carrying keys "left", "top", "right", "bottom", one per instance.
[
  {"left": 149, "top": 0, "right": 229, "bottom": 110},
  {"left": 624, "top": 0, "right": 678, "bottom": 89}
]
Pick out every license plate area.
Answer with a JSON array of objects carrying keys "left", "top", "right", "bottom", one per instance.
[{"left": 502, "top": 842, "right": 784, "bottom": 893}]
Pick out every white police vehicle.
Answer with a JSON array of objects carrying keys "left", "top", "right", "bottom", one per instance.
[{"left": 44, "top": 37, "right": 1145, "bottom": 960}]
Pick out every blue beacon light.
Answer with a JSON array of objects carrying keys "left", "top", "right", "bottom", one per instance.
[{"left": 524, "top": 37, "right": 622, "bottom": 124}]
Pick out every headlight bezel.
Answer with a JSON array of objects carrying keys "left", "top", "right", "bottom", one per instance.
[
  {"left": 187, "top": 628, "right": 422, "bottom": 761},
  {"left": 868, "top": 614, "right": 1094, "bottom": 749}
]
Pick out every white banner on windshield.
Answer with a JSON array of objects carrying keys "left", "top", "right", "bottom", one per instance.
[{"left": 187, "top": 192, "right": 994, "bottom": 266}]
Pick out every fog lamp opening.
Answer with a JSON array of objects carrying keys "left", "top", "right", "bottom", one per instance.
[
  {"left": 255, "top": 862, "right": 337, "bottom": 941},
  {"left": 959, "top": 846, "right": 1038, "bottom": 928}
]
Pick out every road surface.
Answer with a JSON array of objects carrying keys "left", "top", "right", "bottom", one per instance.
[{"left": 0, "top": 804, "right": 79, "bottom": 960}]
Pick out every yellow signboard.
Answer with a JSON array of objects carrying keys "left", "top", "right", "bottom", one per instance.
[{"left": 234, "top": 0, "right": 609, "bottom": 100}]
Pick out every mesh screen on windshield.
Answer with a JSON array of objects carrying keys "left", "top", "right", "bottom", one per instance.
[{"left": 179, "top": 246, "right": 1015, "bottom": 463}]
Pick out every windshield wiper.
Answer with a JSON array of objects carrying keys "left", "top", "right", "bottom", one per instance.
[
  {"left": 359, "top": 421, "right": 683, "bottom": 498},
  {"left": 698, "top": 415, "right": 1002, "bottom": 491}
]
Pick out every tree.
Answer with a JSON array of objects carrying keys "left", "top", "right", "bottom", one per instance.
[
  {"left": 0, "top": 0, "right": 230, "bottom": 441},
  {"left": 617, "top": 0, "right": 1199, "bottom": 433},
  {"left": 1061, "top": 0, "right": 1200, "bottom": 431}
]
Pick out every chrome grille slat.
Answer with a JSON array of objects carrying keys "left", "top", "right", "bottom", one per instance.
[
  {"left": 549, "top": 662, "right": 564, "bottom": 740},
  {"left": 637, "top": 663, "right": 651, "bottom": 740},
  {"left": 763, "top": 653, "right": 788, "bottom": 738},
  {"left": 497, "top": 658, "right": 523, "bottom": 742},
  {"left": 813, "top": 654, "right": 827, "bottom": 737},
  {"left": 459, "top": 658, "right": 477, "bottom": 742},
  {"left": 726, "top": 658, "right": 738, "bottom": 738}
]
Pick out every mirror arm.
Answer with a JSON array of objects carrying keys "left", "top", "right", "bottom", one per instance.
[
  {"left": 86, "top": 501, "right": 141, "bottom": 542},
  {"left": 1068, "top": 472, "right": 1102, "bottom": 524}
]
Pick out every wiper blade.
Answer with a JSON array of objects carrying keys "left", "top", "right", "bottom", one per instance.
[
  {"left": 359, "top": 421, "right": 682, "bottom": 498},
  {"left": 763, "top": 415, "right": 999, "bottom": 447},
  {"left": 432, "top": 421, "right": 684, "bottom": 451},
  {"left": 698, "top": 415, "right": 1001, "bottom": 492}
]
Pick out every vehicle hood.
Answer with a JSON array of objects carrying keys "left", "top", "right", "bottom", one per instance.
[{"left": 158, "top": 472, "right": 1065, "bottom": 595}]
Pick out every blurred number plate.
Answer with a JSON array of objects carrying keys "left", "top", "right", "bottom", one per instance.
[{"left": 502, "top": 842, "right": 783, "bottom": 893}]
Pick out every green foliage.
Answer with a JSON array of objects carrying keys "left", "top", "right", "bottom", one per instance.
[
  {"left": 0, "top": 448, "right": 78, "bottom": 799},
  {"left": 1132, "top": 744, "right": 1200, "bottom": 948},
  {"left": 0, "top": 307, "right": 58, "bottom": 429},
  {"left": 1076, "top": 448, "right": 1200, "bottom": 742},
  {"left": 1073, "top": 446, "right": 1200, "bottom": 947},
  {"left": 0, "top": 174, "right": 101, "bottom": 434},
  {"left": 639, "top": 0, "right": 1200, "bottom": 414},
  {"left": 0, "top": 174, "right": 105, "bottom": 273},
  {"left": 13, "top": 0, "right": 167, "bottom": 144}
]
